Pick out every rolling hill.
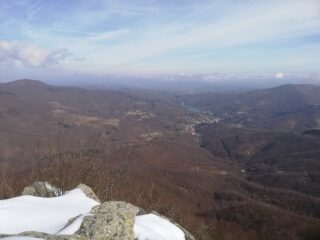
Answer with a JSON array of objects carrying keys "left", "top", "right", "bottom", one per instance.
[
  {"left": 1, "top": 80, "right": 320, "bottom": 240},
  {"left": 179, "top": 84, "right": 320, "bottom": 131}
]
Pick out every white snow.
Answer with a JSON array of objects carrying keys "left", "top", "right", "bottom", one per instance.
[
  {"left": 0, "top": 189, "right": 99, "bottom": 235},
  {"left": 0, "top": 189, "right": 186, "bottom": 240},
  {"left": 134, "top": 214, "right": 185, "bottom": 240},
  {"left": 56, "top": 214, "right": 90, "bottom": 235},
  {"left": 1, "top": 237, "right": 43, "bottom": 240}
]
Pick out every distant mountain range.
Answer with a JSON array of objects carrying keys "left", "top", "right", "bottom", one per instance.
[
  {"left": 4, "top": 72, "right": 318, "bottom": 94},
  {"left": 180, "top": 84, "right": 320, "bottom": 131}
]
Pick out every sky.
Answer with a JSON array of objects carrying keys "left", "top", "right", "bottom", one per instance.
[{"left": 0, "top": 0, "right": 320, "bottom": 82}]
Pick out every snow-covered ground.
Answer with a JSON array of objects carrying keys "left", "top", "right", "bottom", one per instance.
[
  {"left": 1, "top": 237, "right": 43, "bottom": 240},
  {"left": 0, "top": 188, "right": 185, "bottom": 240},
  {"left": 0, "top": 189, "right": 98, "bottom": 235},
  {"left": 135, "top": 214, "right": 185, "bottom": 240}
]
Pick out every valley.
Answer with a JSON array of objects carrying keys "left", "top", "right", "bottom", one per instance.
[{"left": 0, "top": 80, "right": 320, "bottom": 240}]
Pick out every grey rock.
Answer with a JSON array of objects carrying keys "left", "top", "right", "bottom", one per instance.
[
  {"left": 76, "top": 184, "right": 101, "bottom": 203},
  {"left": 0, "top": 232, "right": 88, "bottom": 240},
  {"left": 21, "top": 181, "right": 63, "bottom": 198},
  {"left": 76, "top": 201, "right": 139, "bottom": 240}
]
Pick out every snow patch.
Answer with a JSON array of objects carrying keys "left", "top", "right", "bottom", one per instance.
[
  {"left": 57, "top": 214, "right": 91, "bottom": 235},
  {"left": 134, "top": 214, "right": 185, "bottom": 240},
  {"left": 0, "top": 189, "right": 186, "bottom": 240},
  {"left": 0, "top": 189, "right": 99, "bottom": 235},
  {"left": 1, "top": 237, "right": 43, "bottom": 240}
]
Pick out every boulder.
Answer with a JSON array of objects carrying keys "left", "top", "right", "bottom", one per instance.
[
  {"left": 0, "top": 231, "right": 87, "bottom": 240},
  {"left": 21, "top": 181, "right": 63, "bottom": 197},
  {"left": 76, "top": 201, "right": 140, "bottom": 240},
  {"left": 76, "top": 184, "right": 101, "bottom": 203}
]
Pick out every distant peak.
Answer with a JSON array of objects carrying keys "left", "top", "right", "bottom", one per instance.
[
  {"left": 4, "top": 79, "right": 48, "bottom": 87},
  {"left": 269, "top": 83, "right": 317, "bottom": 91}
]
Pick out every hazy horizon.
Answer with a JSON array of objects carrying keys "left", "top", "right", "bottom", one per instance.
[{"left": 1, "top": 0, "right": 320, "bottom": 84}]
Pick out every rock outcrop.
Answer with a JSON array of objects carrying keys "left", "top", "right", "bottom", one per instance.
[
  {"left": 1, "top": 182, "right": 195, "bottom": 240},
  {"left": 22, "top": 181, "right": 64, "bottom": 197},
  {"left": 76, "top": 184, "right": 101, "bottom": 203},
  {"left": 76, "top": 202, "right": 139, "bottom": 240}
]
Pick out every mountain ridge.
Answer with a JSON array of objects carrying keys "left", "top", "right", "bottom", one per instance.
[{"left": 1, "top": 80, "right": 320, "bottom": 239}]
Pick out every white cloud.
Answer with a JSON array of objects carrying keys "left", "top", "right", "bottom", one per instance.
[
  {"left": 0, "top": 41, "right": 70, "bottom": 67},
  {"left": 275, "top": 72, "right": 285, "bottom": 79},
  {"left": 1, "top": 0, "right": 320, "bottom": 75},
  {"left": 71, "top": 0, "right": 320, "bottom": 74},
  {"left": 84, "top": 29, "right": 131, "bottom": 42}
]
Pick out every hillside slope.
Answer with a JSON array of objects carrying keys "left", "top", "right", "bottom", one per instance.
[
  {"left": 1, "top": 80, "right": 320, "bottom": 240},
  {"left": 180, "top": 84, "right": 320, "bottom": 131}
]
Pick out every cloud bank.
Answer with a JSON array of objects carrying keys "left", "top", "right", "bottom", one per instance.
[{"left": 0, "top": 41, "right": 69, "bottom": 68}]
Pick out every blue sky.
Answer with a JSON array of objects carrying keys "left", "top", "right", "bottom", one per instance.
[{"left": 0, "top": 0, "right": 320, "bottom": 81}]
